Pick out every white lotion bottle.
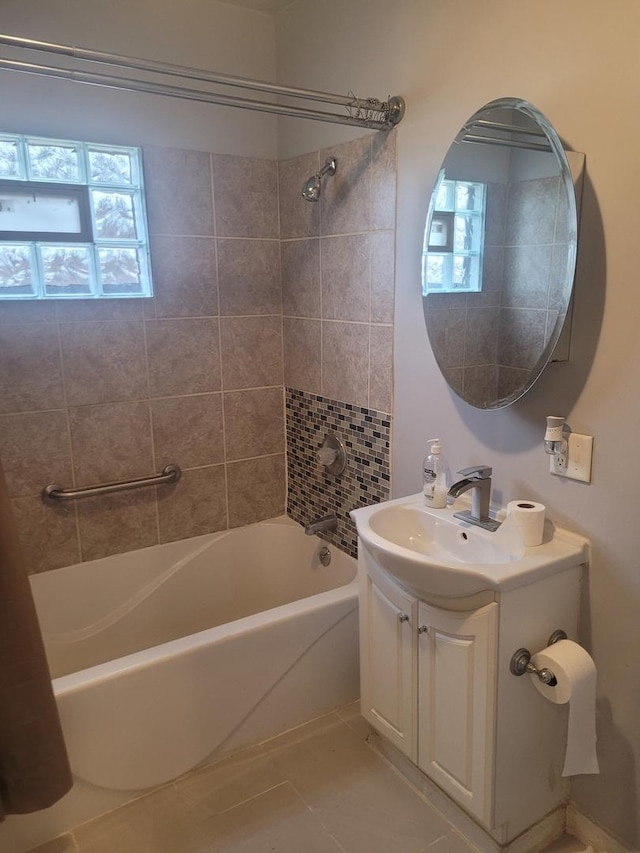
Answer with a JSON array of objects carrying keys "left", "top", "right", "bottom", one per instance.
[{"left": 423, "top": 438, "right": 449, "bottom": 508}]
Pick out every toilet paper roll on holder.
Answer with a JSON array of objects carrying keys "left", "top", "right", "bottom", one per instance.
[{"left": 510, "top": 629, "right": 567, "bottom": 686}]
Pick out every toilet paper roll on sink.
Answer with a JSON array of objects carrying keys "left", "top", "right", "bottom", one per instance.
[
  {"left": 506, "top": 500, "right": 546, "bottom": 546},
  {"left": 530, "top": 639, "right": 599, "bottom": 777}
]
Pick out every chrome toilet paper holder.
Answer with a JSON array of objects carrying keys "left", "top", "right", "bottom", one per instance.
[{"left": 510, "top": 629, "right": 567, "bottom": 685}]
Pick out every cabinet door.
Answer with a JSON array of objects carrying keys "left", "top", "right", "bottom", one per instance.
[
  {"left": 417, "top": 601, "right": 498, "bottom": 825},
  {"left": 360, "top": 564, "right": 417, "bottom": 761}
]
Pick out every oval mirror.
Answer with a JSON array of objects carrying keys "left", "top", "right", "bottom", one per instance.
[{"left": 422, "top": 98, "right": 582, "bottom": 409}]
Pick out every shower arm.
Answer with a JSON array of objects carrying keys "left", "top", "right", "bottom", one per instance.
[
  {"left": 317, "top": 158, "right": 337, "bottom": 179},
  {"left": 0, "top": 33, "right": 405, "bottom": 131}
]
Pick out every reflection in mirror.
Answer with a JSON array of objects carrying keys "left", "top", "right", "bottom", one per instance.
[{"left": 422, "top": 98, "right": 584, "bottom": 409}]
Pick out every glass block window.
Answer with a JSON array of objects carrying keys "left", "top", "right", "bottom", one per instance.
[
  {"left": 422, "top": 177, "right": 486, "bottom": 295},
  {"left": 0, "top": 134, "right": 152, "bottom": 300}
]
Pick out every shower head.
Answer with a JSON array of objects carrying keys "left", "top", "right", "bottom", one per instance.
[{"left": 301, "top": 157, "right": 337, "bottom": 202}]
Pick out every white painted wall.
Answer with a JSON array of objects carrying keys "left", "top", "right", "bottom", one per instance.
[
  {"left": 277, "top": 1, "right": 640, "bottom": 847},
  {"left": 0, "top": 0, "right": 278, "bottom": 156}
]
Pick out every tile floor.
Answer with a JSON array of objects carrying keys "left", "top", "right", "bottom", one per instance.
[{"left": 29, "top": 705, "right": 589, "bottom": 853}]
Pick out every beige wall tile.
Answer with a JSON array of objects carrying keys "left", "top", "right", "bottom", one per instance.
[
  {"left": 149, "top": 235, "right": 218, "bottom": 318},
  {"left": 217, "top": 239, "right": 281, "bottom": 316},
  {"left": 369, "top": 326, "right": 393, "bottom": 414},
  {"left": 322, "top": 321, "right": 369, "bottom": 407},
  {"left": 321, "top": 234, "right": 370, "bottom": 322},
  {"left": 146, "top": 317, "right": 221, "bottom": 396},
  {"left": 56, "top": 299, "right": 144, "bottom": 323},
  {"left": 320, "top": 136, "right": 371, "bottom": 236},
  {"left": 370, "top": 230, "right": 395, "bottom": 324},
  {"left": 502, "top": 245, "right": 552, "bottom": 309},
  {"left": 12, "top": 496, "right": 80, "bottom": 574},
  {"left": 281, "top": 239, "right": 321, "bottom": 318},
  {"left": 0, "top": 411, "right": 72, "bottom": 498},
  {"left": 227, "top": 453, "right": 285, "bottom": 527},
  {"left": 76, "top": 490, "right": 159, "bottom": 562},
  {"left": 283, "top": 318, "right": 321, "bottom": 394},
  {"left": 278, "top": 152, "right": 321, "bottom": 240},
  {"left": 425, "top": 308, "right": 465, "bottom": 369},
  {"left": 220, "top": 316, "right": 283, "bottom": 390},
  {"left": 60, "top": 321, "right": 148, "bottom": 407},
  {"left": 371, "top": 130, "right": 397, "bottom": 231},
  {"left": 224, "top": 387, "right": 284, "bottom": 460},
  {"left": 0, "top": 136, "right": 396, "bottom": 574},
  {"left": 213, "top": 155, "right": 279, "bottom": 239},
  {"left": 0, "top": 301, "right": 56, "bottom": 325},
  {"left": 442, "top": 367, "right": 464, "bottom": 398},
  {"left": 506, "top": 177, "right": 557, "bottom": 246},
  {"left": 464, "top": 306, "right": 500, "bottom": 366},
  {"left": 485, "top": 182, "right": 507, "bottom": 247},
  {"left": 157, "top": 465, "right": 227, "bottom": 543},
  {"left": 151, "top": 393, "right": 224, "bottom": 469},
  {"left": 463, "top": 365, "right": 499, "bottom": 409},
  {"left": 143, "top": 146, "right": 214, "bottom": 236},
  {"left": 549, "top": 245, "right": 571, "bottom": 310},
  {"left": 477, "top": 246, "right": 504, "bottom": 303},
  {"left": 69, "top": 401, "right": 153, "bottom": 485},
  {"left": 0, "top": 324, "right": 64, "bottom": 414},
  {"left": 497, "top": 365, "right": 529, "bottom": 401},
  {"left": 498, "top": 308, "right": 547, "bottom": 369}
]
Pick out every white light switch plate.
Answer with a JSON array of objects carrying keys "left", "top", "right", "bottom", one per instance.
[{"left": 549, "top": 433, "right": 593, "bottom": 482}]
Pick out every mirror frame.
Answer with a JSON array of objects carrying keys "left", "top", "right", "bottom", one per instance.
[{"left": 422, "top": 97, "right": 581, "bottom": 409}]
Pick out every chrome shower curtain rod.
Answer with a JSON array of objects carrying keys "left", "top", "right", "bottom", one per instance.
[
  {"left": 461, "top": 134, "right": 552, "bottom": 153},
  {"left": 460, "top": 117, "right": 551, "bottom": 152},
  {"left": 0, "top": 33, "right": 405, "bottom": 130}
]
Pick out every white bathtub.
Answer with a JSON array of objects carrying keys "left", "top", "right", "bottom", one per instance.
[{"left": 30, "top": 515, "right": 359, "bottom": 792}]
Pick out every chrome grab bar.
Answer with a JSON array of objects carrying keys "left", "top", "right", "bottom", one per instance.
[{"left": 42, "top": 464, "right": 181, "bottom": 503}]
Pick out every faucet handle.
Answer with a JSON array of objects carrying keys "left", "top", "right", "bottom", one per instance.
[{"left": 457, "top": 465, "right": 492, "bottom": 480}]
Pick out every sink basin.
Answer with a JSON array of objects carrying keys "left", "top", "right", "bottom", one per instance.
[{"left": 351, "top": 494, "right": 588, "bottom": 599}]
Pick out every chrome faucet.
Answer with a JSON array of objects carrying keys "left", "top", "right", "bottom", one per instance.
[
  {"left": 304, "top": 513, "right": 338, "bottom": 536},
  {"left": 447, "top": 466, "right": 501, "bottom": 532}
]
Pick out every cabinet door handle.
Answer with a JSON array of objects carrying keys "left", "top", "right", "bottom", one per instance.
[
  {"left": 418, "top": 625, "right": 429, "bottom": 634},
  {"left": 399, "top": 614, "right": 410, "bottom": 623}
]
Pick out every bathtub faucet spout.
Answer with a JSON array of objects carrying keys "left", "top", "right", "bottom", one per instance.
[{"left": 304, "top": 513, "right": 338, "bottom": 535}]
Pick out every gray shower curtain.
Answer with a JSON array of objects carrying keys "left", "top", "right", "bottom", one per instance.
[{"left": 0, "top": 457, "right": 72, "bottom": 819}]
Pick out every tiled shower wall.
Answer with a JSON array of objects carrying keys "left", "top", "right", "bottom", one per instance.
[
  {"left": 286, "top": 389, "right": 391, "bottom": 557},
  {"left": 0, "top": 131, "right": 396, "bottom": 572},
  {"left": 0, "top": 146, "right": 285, "bottom": 573},
  {"left": 279, "top": 133, "right": 396, "bottom": 551}
]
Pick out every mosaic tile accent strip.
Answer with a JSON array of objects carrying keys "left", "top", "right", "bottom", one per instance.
[{"left": 286, "top": 387, "right": 391, "bottom": 558}]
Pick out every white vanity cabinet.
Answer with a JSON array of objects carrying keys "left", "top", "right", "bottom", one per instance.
[
  {"left": 358, "top": 551, "right": 583, "bottom": 842},
  {"left": 416, "top": 599, "right": 497, "bottom": 825},
  {"left": 359, "top": 560, "right": 418, "bottom": 761},
  {"left": 360, "top": 560, "right": 497, "bottom": 825}
]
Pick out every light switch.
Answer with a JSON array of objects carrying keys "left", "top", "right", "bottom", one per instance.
[{"left": 549, "top": 433, "right": 593, "bottom": 483}]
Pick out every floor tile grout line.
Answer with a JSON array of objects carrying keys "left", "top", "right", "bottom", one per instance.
[
  {"left": 285, "top": 777, "right": 350, "bottom": 853},
  {"left": 361, "top": 729, "right": 483, "bottom": 849},
  {"left": 200, "top": 779, "right": 293, "bottom": 820},
  {"left": 283, "top": 780, "right": 350, "bottom": 852}
]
